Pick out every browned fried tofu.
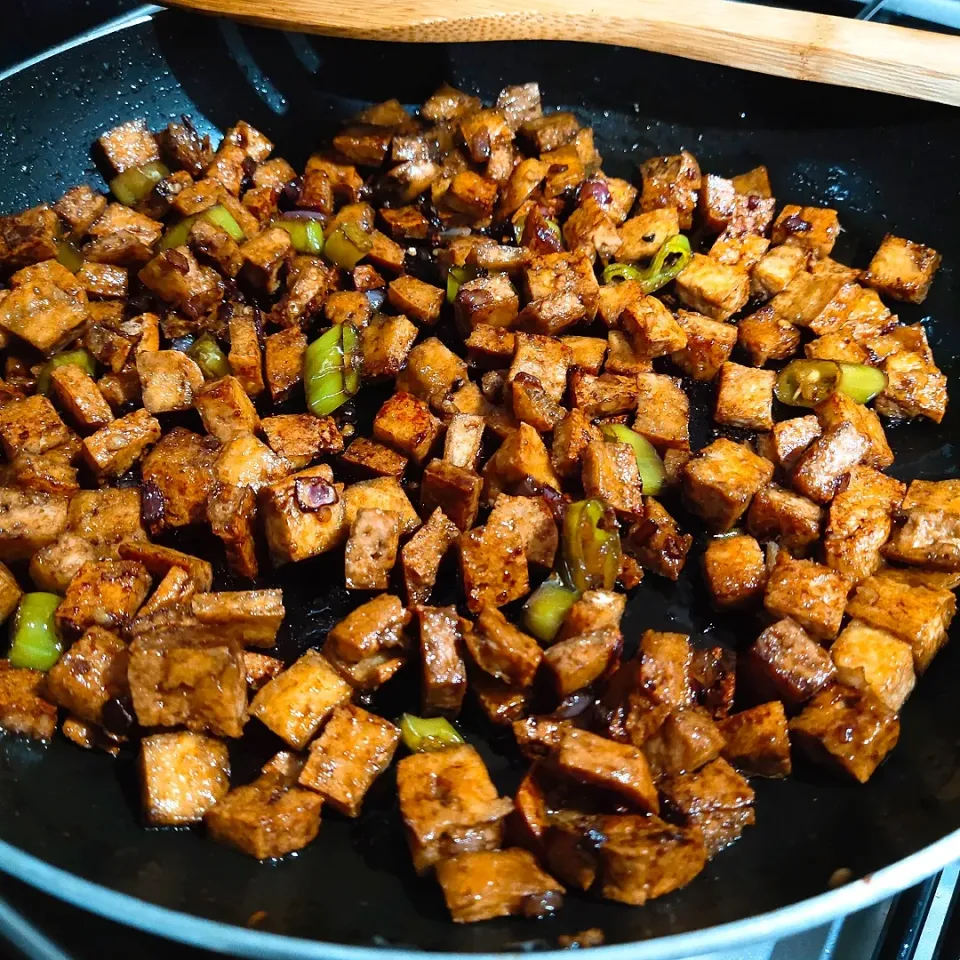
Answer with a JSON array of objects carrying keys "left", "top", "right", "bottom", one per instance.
[
  {"left": 746, "top": 618, "right": 835, "bottom": 706},
  {"left": 487, "top": 494, "right": 557, "bottom": 569},
  {"left": 206, "top": 483, "right": 257, "bottom": 579},
  {"left": 46, "top": 626, "right": 127, "bottom": 725},
  {"left": 0, "top": 488, "right": 69, "bottom": 562},
  {"left": 737, "top": 305, "right": 802, "bottom": 367},
  {"left": 459, "top": 521, "right": 529, "bottom": 613},
  {"left": 437, "top": 848, "right": 563, "bottom": 924},
  {"left": 863, "top": 234, "right": 940, "bottom": 304},
  {"left": 396, "top": 337, "right": 469, "bottom": 409},
  {"left": 98, "top": 119, "right": 158, "bottom": 173},
  {"left": 265, "top": 326, "right": 307, "bottom": 403},
  {"left": 815, "top": 390, "right": 892, "bottom": 470},
  {"left": 632, "top": 373, "right": 689, "bottom": 451},
  {"left": 0, "top": 395, "right": 72, "bottom": 460},
  {"left": 398, "top": 508, "right": 458, "bottom": 607},
  {"left": 342, "top": 477, "right": 419, "bottom": 535},
  {"left": 243, "top": 652, "right": 284, "bottom": 692},
  {"left": 718, "top": 702, "right": 791, "bottom": 778},
  {"left": 703, "top": 534, "right": 767, "bottom": 608},
  {"left": 372, "top": 392, "right": 442, "bottom": 464},
  {"left": 361, "top": 313, "right": 418, "bottom": 380},
  {"left": 709, "top": 232, "right": 771, "bottom": 270},
  {"left": 190, "top": 590, "right": 284, "bottom": 648},
  {"left": 562, "top": 198, "right": 621, "bottom": 263},
  {"left": 675, "top": 254, "right": 749, "bottom": 321},
  {"left": 260, "top": 465, "right": 346, "bottom": 565},
  {"left": 639, "top": 151, "right": 701, "bottom": 229},
  {"left": 0, "top": 662, "right": 57, "bottom": 739},
  {"left": 56, "top": 559, "right": 151, "bottom": 638},
  {"left": 770, "top": 416, "right": 822, "bottom": 471},
  {"left": 326, "top": 594, "right": 409, "bottom": 666},
  {"left": 746, "top": 483, "right": 822, "bottom": 556},
  {"left": 751, "top": 243, "right": 808, "bottom": 300},
  {"left": 206, "top": 752, "right": 323, "bottom": 859},
  {"left": 455, "top": 274, "right": 520, "bottom": 330},
  {"left": 140, "top": 427, "right": 218, "bottom": 530},
  {"left": 789, "top": 685, "right": 899, "bottom": 783},
  {"left": 604, "top": 331, "right": 650, "bottom": 376},
  {"left": 772, "top": 205, "right": 839, "bottom": 258},
  {"left": 194, "top": 375, "right": 259, "bottom": 443},
  {"left": 136, "top": 350, "right": 205, "bottom": 414},
  {"left": 764, "top": 553, "right": 850, "bottom": 642},
  {"left": 0, "top": 275, "right": 88, "bottom": 354},
  {"left": 260, "top": 414, "right": 342, "bottom": 470},
  {"left": 238, "top": 227, "right": 293, "bottom": 295},
  {"left": 549, "top": 409, "right": 598, "bottom": 479},
  {"left": 660, "top": 757, "right": 754, "bottom": 857},
  {"left": 875, "top": 350, "right": 948, "bottom": 424},
  {"left": 139, "top": 731, "right": 230, "bottom": 826},
  {"left": 298, "top": 704, "right": 399, "bottom": 816},
  {"left": 0, "top": 205, "right": 61, "bottom": 271},
  {"left": 641, "top": 706, "right": 725, "bottom": 779},
  {"left": 884, "top": 508, "right": 960, "bottom": 572},
  {"left": 54, "top": 185, "right": 107, "bottom": 241},
  {"left": 671, "top": 310, "right": 737, "bottom": 381},
  {"left": 617, "top": 208, "right": 680, "bottom": 261},
  {"left": 138, "top": 247, "right": 223, "bottom": 318},
  {"left": 520, "top": 251, "right": 599, "bottom": 334},
  {"left": 683, "top": 439, "right": 773, "bottom": 533},
  {"left": 344, "top": 508, "right": 400, "bottom": 590},
  {"left": 396, "top": 743, "right": 513, "bottom": 874},
  {"left": 323, "top": 291, "right": 370, "bottom": 328},
  {"left": 443, "top": 414, "right": 485, "bottom": 471},
  {"left": 0, "top": 563, "right": 21, "bottom": 625},
  {"left": 417, "top": 460, "right": 480, "bottom": 532},
  {"left": 49, "top": 364, "right": 113, "bottom": 432},
  {"left": 482, "top": 423, "right": 560, "bottom": 502},
  {"left": 341, "top": 437, "right": 408, "bottom": 479},
  {"left": 214, "top": 434, "right": 288, "bottom": 492},
  {"left": 714, "top": 362, "right": 775, "bottom": 431},
  {"left": 467, "top": 605, "right": 542, "bottom": 688},
  {"left": 624, "top": 498, "right": 692, "bottom": 581},
  {"left": 831, "top": 620, "right": 915, "bottom": 713},
  {"left": 250, "top": 649, "right": 351, "bottom": 749},
  {"left": 388, "top": 275, "right": 445, "bottom": 325},
  {"left": 582, "top": 440, "right": 644, "bottom": 518},
  {"left": 544, "top": 628, "right": 621, "bottom": 697},
  {"left": 118, "top": 539, "right": 212, "bottom": 591},
  {"left": 556, "top": 589, "right": 625, "bottom": 644},
  {"left": 140, "top": 565, "right": 196, "bottom": 616},
  {"left": 846, "top": 574, "right": 955, "bottom": 673},
  {"left": 507, "top": 332, "right": 571, "bottom": 402},
  {"left": 791, "top": 421, "right": 868, "bottom": 504},
  {"left": 621, "top": 296, "right": 687, "bottom": 359},
  {"left": 569, "top": 372, "right": 637, "bottom": 419},
  {"left": 417, "top": 605, "right": 467, "bottom": 717}
]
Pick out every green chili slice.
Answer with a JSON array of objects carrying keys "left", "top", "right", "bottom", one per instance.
[
  {"left": 399, "top": 713, "right": 465, "bottom": 752},
  {"left": 446, "top": 265, "right": 477, "bottom": 304},
  {"left": 324, "top": 221, "right": 372, "bottom": 269},
  {"left": 304, "top": 322, "right": 360, "bottom": 416},
  {"left": 9, "top": 593, "right": 62, "bottom": 672},
  {"left": 109, "top": 160, "right": 170, "bottom": 207},
  {"left": 600, "top": 424, "right": 666, "bottom": 496},
  {"left": 562, "top": 498, "right": 622, "bottom": 594},
  {"left": 602, "top": 235, "right": 692, "bottom": 293},
  {"left": 55, "top": 240, "right": 84, "bottom": 274},
  {"left": 837, "top": 362, "right": 888, "bottom": 405},
  {"left": 602, "top": 262, "right": 645, "bottom": 284},
  {"left": 775, "top": 359, "right": 842, "bottom": 408},
  {"left": 36, "top": 348, "right": 96, "bottom": 396},
  {"left": 188, "top": 333, "right": 231, "bottom": 380},
  {"left": 159, "top": 205, "right": 245, "bottom": 250},
  {"left": 523, "top": 573, "right": 580, "bottom": 644},
  {"left": 271, "top": 219, "right": 325, "bottom": 255}
]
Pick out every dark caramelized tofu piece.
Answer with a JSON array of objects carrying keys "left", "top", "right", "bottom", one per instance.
[
  {"left": 50, "top": 364, "right": 114, "bottom": 432},
  {"left": 46, "top": 626, "right": 127, "bottom": 726},
  {"left": 437, "top": 848, "right": 564, "bottom": 924},
  {"left": 682, "top": 439, "right": 774, "bottom": 533},
  {"left": 570, "top": 371, "right": 638, "bottom": 418},
  {"left": 138, "top": 247, "right": 223, "bottom": 318},
  {"left": 396, "top": 337, "right": 469, "bottom": 409},
  {"left": 659, "top": 758, "right": 755, "bottom": 857},
  {"left": 875, "top": 350, "right": 948, "bottom": 424},
  {"left": 764, "top": 553, "right": 850, "bottom": 642},
  {"left": 250, "top": 649, "right": 352, "bottom": 750},
  {"left": 557, "top": 589, "right": 625, "bottom": 642},
  {"left": 128, "top": 640, "right": 247, "bottom": 738},
  {"left": 789, "top": 685, "right": 899, "bottom": 783},
  {"left": 845, "top": 575, "right": 955, "bottom": 674},
  {"left": 884, "top": 508, "right": 960, "bottom": 572},
  {"left": 418, "top": 605, "right": 467, "bottom": 717},
  {"left": 141, "top": 427, "right": 218, "bottom": 529},
  {"left": 455, "top": 274, "right": 520, "bottom": 329},
  {"left": 341, "top": 437, "right": 408, "bottom": 479},
  {"left": 56, "top": 559, "right": 151, "bottom": 638},
  {"left": 136, "top": 349, "right": 205, "bottom": 414},
  {"left": 98, "top": 118, "right": 159, "bottom": 173},
  {"left": 243, "top": 652, "right": 284, "bottom": 691},
  {"left": 747, "top": 618, "right": 836, "bottom": 707},
  {"left": 815, "top": 390, "right": 893, "bottom": 470},
  {"left": 772, "top": 204, "right": 840, "bottom": 258},
  {"left": 0, "top": 276, "right": 88, "bottom": 355},
  {"left": 189, "top": 590, "right": 284, "bottom": 648},
  {"left": 671, "top": 310, "right": 738, "bottom": 381},
  {"left": 791, "top": 421, "right": 867, "bottom": 504},
  {"left": 195, "top": 375, "right": 259, "bottom": 443},
  {"left": 770, "top": 415, "right": 822, "bottom": 471},
  {"left": 639, "top": 151, "right": 701, "bottom": 229},
  {"left": 420, "top": 460, "right": 482, "bottom": 532},
  {"left": 239, "top": 227, "right": 294, "bottom": 294},
  {"left": 508, "top": 332, "right": 571, "bottom": 401},
  {"left": 388, "top": 275, "right": 445, "bottom": 325},
  {"left": 746, "top": 483, "right": 822, "bottom": 556},
  {"left": 737, "top": 305, "right": 802, "bottom": 367},
  {"left": 139, "top": 731, "right": 230, "bottom": 826},
  {"left": 637, "top": 629, "right": 695, "bottom": 710},
  {"left": 326, "top": 594, "right": 409, "bottom": 665},
  {"left": 472, "top": 674, "right": 532, "bottom": 725},
  {"left": 562, "top": 198, "right": 621, "bottom": 263},
  {"left": 487, "top": 494, "right": 557, "bottom": 569},
  {"left": 0, "top": 662, "right": 57, "bottom": 739},
  {"left": 595, "top": 814, "right": 707, "bottom": 906},
  {"left": 675, "top": 254, "right": 749, "bottom": 321},
  {"left": 714, "top": 362, "right": 775, "bottom": 431},
  {"left": 402, "top": 508, "right": 460, "bottom": 606},
  {"left": 482, "top": 422, "right": 560, "bottom": 500},
  {"left": 396, "top": 743, "right": 513, "bottom": 874},
  {"left": 718, "top": 702, "right": 792, "bottom": 777},
  {"left": 342, "top": 477, "right": 419, "bottom": 535},
  {"left": 0, "top": 395, "right": 72, "bottom": 459},
  {"left": 459, "top": 521, "right": 529, "bottom": 613},
  {"left": 361, "top": 313, "right": 418, "bottom": 380},
  {"left": 299, "top": 704, "right": 400, "bottom": 816},
  {"left": 54, "top": 185, "right": 107, "bottom": 241},
  {"left": 443, "top": 413, "right": 485, "bottom": 471},
  {"left": 543, "top": 628, "right": 621, "bottom": 697},
  {"left": 344, "top": 508, "right": 400, "bottom": 591},
  {"left": 863, "top": 234, "right": 940, "bottom": 304},
  {"left": 118, "top": 539, "right": 212, "bottom": 592},
  {"left": 618, "top": 208, "right": 680, "bottom": 261},
  {"left": 642, "top": 707, "right": 726, "bottom": 778},
  {"left": 466, "top": 605, "right": 542, "bottom": 688},
  {"left": 0, "top": 488, "right": 69, "bottom": 562},
  {"left": 621, "top": 296, "right": 687, "bottom": 359},
  {"left": 206, "top": 752, "right": 323, "bottom": 859},
  {"left": 551, "top": 409, "right": 601, "bottom": 478},
  {"left": 582, "top": 440, "right": 644, "bottom": 518},
  {"left": 520, "top": 250, "right": 599, "bottom": 335},
  {"left": 373, "top": 392, "right": 442, "bottom": 463},
  {"left": 261, "top": 413, "right": 342, "bottom": 469},
  {"left": 557, "top": 728, "right": 659, "bottom": 813},
  {"left": 703, "top": 533, "right": 767, "bottom": 608},
  {"left": 830, "top": 620, "right": 915, "bottom": 713},
  {"left": 624, "top": 497, "right": 692, "bottom": 581}
]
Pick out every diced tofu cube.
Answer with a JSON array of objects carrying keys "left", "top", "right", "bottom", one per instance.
[
  {"left": 98, "top": 119, "right": 159, "bottom": 174},
  {"left": 709, "top": 231, "right": 770, "bottom": 269},
  {"left": 214, "top": 434, "right": 288, "bottom": 492},
  {"left": 714, "top": 362, "right": 775, "bottom": 431},
  {"left": 344, "top": 508, "right": 400, "bottom": 590},
  {"left": 418, "top": 460, "right": 481, "bottom": 532},
  {"left": 49, "top": 364, "right": 113, "bottom": 432},
  {"left": 443, "top": 413, "right": 485, "bottom": 470},
  {"left": 639, "top": 151, "right": 701, "bottom": 229},
  {"left": 400, "top": 508, "right": 459, "bottom": 606},
  {"left": 659, "top": 757, "right": 755, "bottom": 857},
  {"left": 141, "top": 427, "right": 218, "bottom": 530},
  {"left": 459, "top": 522, "right": 529, "bottom": 613},
  {"left": 238, "top": 227, "right": 293, "bottom": 294},
  {"left": 632, "top": 373, "right": 689, "bottom": 451},
  {"left": 341, "top": 437, "right": 407, "bottom": 479},
  {"left": 772, "top": 205, "right": 840, "bottom": 258},
  {"left": 226, "top": 308, "right": 265, "bottom": 396},
  {"left": 326, "top": 594, "right": 409, "bottom": 664},
  {"left": 388, "top": 275, "right": 445, "bottom": 325},
  {"left": 487, "top": 494, "right": 557, "bottom": 569},
  {"left": 520, "top": 251, "right": 599, "bottom": 334},
  {"left": 0, "top": 662, "right": 57, "bottom": 739},
  {"left": 831, "top": 620, "right": 915, "bottom": 713},
  {"left": 737, "top": 305, "right": 801, "bottom": 366},
  {"left": 482, "top": 423, "right": 560, "bottom": 502},
  {"left": 507, "top": 333, "right": 571, "bottom": 402},
  {"left": 0, "top": 488, "right": 69, "bottom": 562},
  {"left": 207, "top": 483, "right": 258, "bottom": 580},
  {"left": 260, "top": 413, "right": 342, "bottom": 469},
  {"left": 360, "top": 313, "right": 418, "bottom": 379},
  {"left": 746, "top": 483, "right": 822, "bottom": 556},
  {"left": 751, "top": 242, "right": 808, "bottom": 300},
  {"left": 558, "top": 728, "right": 658, "bottom": 812},
  {"left": 136, "top": 350, "right": 204, "bottom": 414},
  {"left": 863, "top": 234, "right": 940, "bottom": 303},
  {"left": 342, "top": 477, "right": 419, "bottom": 535},
  {"left": 0, "top": 563, "right": 22, "bottom": 624},
  {"left": 763, "top": 553, "right": 850, "bottom": 641},
  {"left": 884, "top": 509, "right": 960, "bottom": 572},
  {"left": 0, "top": 279, "right": 88, "bottom": 355},
  {"left": 118, "top": 539, "right": 212, "bottom": 591},
  {"left": 770, "top": 415, "right": 821, "bottom": 471},
  {"left": 373, "top": 392, "right": 442, "bottom": 463},
  {"left": 544, "top": 627, "right": 621, "bottom": 697},
  {"left": 582, "top": 440, "right": 644, "bottom": 518},
  {"left": 138, "top": 247, "right": 223, "bottom": 317},
  {"left": 816, "top": 390, "right": 892, "bottom": 470},
  {"left": 789, "top": 685, "right": 898, "bottom": 783},
  {"left": 683, "top": 439, "right": 773, "bottom": 533},
  {"left": 675, "top": 254, "right": 749, "bottom": 321},
  {"left": 703, "top": 533, "right": 767, "bottom": 608},
  {"left": 190, "top": 590, "right": 284, "bottom": 648},
  {"left": 746, "top": 618, "right": 835, "bottom": 706},
  {"left": 621, "top": 296, "right": 687, "bottom": 358},
  {"left": 550, "top": 409, "right": 600, "bottom": 478},
  {"left": 466, "top": 605, "right": 542, "bottom": 687},
  {"left": 617, "top": 208, "right": 680, "bottom": 261},
  {"left": 56, "top": 559, "right": 151, "bottom": 639},
  {"left": 570, "top": 371, "right": 638, "bottom": 418},
  {"left": 562, "top": 199, "right": 621, "bottom": 263},
  {"left": 298, "top": 704, "right": 399, "bottom": 816},
  {"left": 791, "top": 421, "right": 867, "bottom": 504},
  {"left": 671, "top": 310, "right": 737, "bottom": 381},
  {"left": 455, "top": 273, "right": 520, "bottom": 329},
  {"left": 624, "top": 497, "right": 692, "bottom": 581},
  {"left": 642, "top": 707, "right": 726, "bottom": 779},
  {"left": 139, "top": 731, "right": 230, "bottom": 826},
  {"left": 195, "top": 375, "right": 259, "bottom": 443},
  {"left": 604, "top": 331, "right": 650, "bottom": 376},
  {"left": 46, "top": 626, "right": 127, "bottom": 725},
  {"left": 265, "top": 327, "right": 307, "bottom": 403},
  {"left": 718, "top": 702, "right": 791, "bottom": 778},
  {"left": 417, "top": 605, "right": 467, "bottom": 717},
  {"left": 875, "top": 350, "right": 947, "bottom": 423},
  {"left": 53, "top": 185, "right": 107, "bottom": 241},
  {"left": 0, "top": 395, "right": 72, "bottom": 459},
  {"left": 396, "top": 337, "right": 468, "bottom": 409}
]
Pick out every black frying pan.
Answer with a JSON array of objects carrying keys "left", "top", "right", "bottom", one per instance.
[{"left": 0, "top": 6, "right": 959, "bottom": 957}]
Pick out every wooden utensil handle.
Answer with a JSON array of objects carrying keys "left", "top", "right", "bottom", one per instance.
[{"left": 161, "top": 0, "right": 960, "bottom": 106}]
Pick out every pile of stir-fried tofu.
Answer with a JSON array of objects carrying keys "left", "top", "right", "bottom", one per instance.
[{"left": 0, "top": 77, "right": 953, "bottom": 926}]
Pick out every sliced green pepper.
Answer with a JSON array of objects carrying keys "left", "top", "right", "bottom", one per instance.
[
  {"left": 109, "top": 160, "right": 170, "bottom": 207},
  {"left": 304, "top": 322, "right": 360, "bottom": 416},
  {"left": 562, "top": 498, "right": 622, "bottom": 594},
  {"left": 446, "top": 265, "right": 477, "bottom": 304},
  {"left": 9, "top": 593, "right": 62, "bottom": 672},
  {"left": 775, "top": 359, "right": 842, "bottom": 408},
  {"left": 523, "top": 573, "right": 580, "bottom": 643},
  {"left": 36, "top": 348, "right": 96, "bottom": 396},
  {"left": 837, "top": 362, "right": 888, "bottom": 404},
  {"left": 399, "top": 713, "right": 465, "bottom": 752},
  {"left": 602, "top": 234, "right": 692, "bottom": 294},
  {"left": 324, "top": 221, "right": 372, "bottom": 269},
  {"left": 159, "top": 204, "right": 245, "bottom": 250},
  {"left": 55, "top": 240, "right": 84, "bottom": 274},
  {"left": 271, "top": 218, "right": 325, "bottom": 255},
  {"left": 188, "top": 333, "right": 230, "bottom": 380},
  {"left": 601, "top": 262, "right": 645, "bottom": 284},
  {"left": 600, "top": 424, "right": 666, "bottom": 496}
]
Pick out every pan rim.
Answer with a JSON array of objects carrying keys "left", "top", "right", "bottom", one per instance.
[{"left": 1, "top": 5, "right": 959, "bottom": 956}]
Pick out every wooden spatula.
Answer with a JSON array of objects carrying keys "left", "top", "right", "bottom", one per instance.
[{"left": 160, "top": 0, "right": 960, "bottom": 106}]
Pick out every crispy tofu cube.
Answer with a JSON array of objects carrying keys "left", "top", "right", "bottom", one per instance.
[
  {"left": 558, "top": 728, "right": 658, "bottom": 812},
  {"left": 714, "top": 362, "right": 775, "bottom": 431},
  {"left": 0, "top": 563, "right": 21, "bottom": 625},
  {"left": 136, "top": 350, "right": 204, "bottom": 414},
  {"left": 875, "top": 350, "right": 947, "bottom": 424},
  {"left": 0, "top": 206, "right": 61, "bottom": 270},
  {"left": 617, "top": 208, "right": 679, "bottom": 261},
  {"left": 298, "top": 704, "right": 399, "bottom": 816},
  {"left": 466, "top": 605, "right": 542, "bottom": 687},
  {"left": 7, "top": 452, "right": 78, "bottom": 498},
  {"left": 482, "top": 423, "right": 560, "bottom": 502},
  {"left": 487, "top": 494, "right": 557, "bottom": 569},
  {"left": 671, "top": 310, "right": 737, "bottom": 381},
  {"left": 709, "top": 232, "right": 770, "bottom": 270},
  {"left": 445, "top": 170, "right": 499, "bottom": 220},
  {"left": 863, "top": 233, "right": 940, "bottom": 304},
  {"left": 507, "top": 333, "right": 571, "bottom": 402},
  {"left": 831, "top": 620, "right": 915, "bottom": 713},
  {"left": 49, "top": 364, "right": 113, "bottom": 432},
  {"left": 632, "top": 373, "right": 689, "bottom": 451},
  {"left": 238, "top": 227, "right": 293, "bottom": 295},
  {"left": 141, "top": 427, "right": 218, "bottom": 529},
  {"left": 465, "top": 324, "right": 515, "bottom": 367},
  {"left": 642, "top": 707, "right": 726, "bottom": 779},
  {"left": 396, "top": 337, "right": 468, "bottom": 409},
  {"left": 195, "top": 375, "right": 259, "bottom": 443},
  {"left": 388, "top": 275, "right": 445, "bottom": 325},
  {"left": 98, "top": 119, "right": 158, "bottom": 173},
  {"left": 260, "top": 413, "right": 342, "bottom": 469},
  {"left": 520, "top": 251, "right": 599, "bottom": 334},
  {"left": 0, "top": 278, "right": 88, "bottom": 355},
  {"left": 703, "top": 533, "right": 767, "bottom": 608},
  {"left": 0, "top": 395, "right": 72, "bottom": 460},
  {"left": 884, "top": 508, "right": 960, "bottom": 572},
  {"left": 675, "top": 254, "right": 748, "bottom": 321},
  {"left": 360, "top": 313, "right": 418, "bottom": 380},
  {"left": 76, "top": 261, "right": 128, "bottom": 300},
  {"left": 557, "top": 589, "right": 625, "bottom": 643},
  {"left": 846, "top": 575, "right": 955, "bottom": 673},
  {"left": 737, "top": 305, "right": 800, "bottom": 367},
  {"left": 191, "top": 590, "right": 284, "bottom": 648},
  {"left": 454, "top": 273, "right": 520, "bottom": 329},
  {"left": 417, "top": 605, "right": 467, "bottom": 717},
  {"left": 0, "top": 662, "right": 57, "bottom": 739},
  {"left": 54, "top": 185, "right": 107, "bottom": 241},
  {"left": 544, "top": 628, "right": 621, "bottom": 697},
  {"left": 373, "top": 392, "right": 442, "bottom": 463},
  {"left": 582, "top": 440, "right": 645, "bottom": 518},
  {"left": 401, "top": 508, "right": 460, "bottom": 606},
  {"left": 562, "top": 199, "right": 621, "bottom": 263},
  {"left": 0, "top": 488, "right": 69, "bottom": 562},
  {"left": 250, "top": 649, "right": 351, "bottom": 749},
  {"left": 118, "top": 539, "right": 212, "bottom": 591},
  {"left": 604, "top": 330, "right": 650, "bottom": 376},
  {"left": 639, "top": 151, "right": 701, "bottom": 229},
  {"left": 139, "top": 731, "right": 229, "bottom": 825},
  {"left": 443, "top": 413, "right": 485, "bottom": 470},
  {"left": 747, "top": 617, "right": 836, "bottom": 707},
  {"left": 324, "top": 291, "right": 371, "bottom": 328},
  {"left": 397, "top": 743, "right": 512, "bottom": 874},
  {"left": 243, "top": 651, "right": 284, "bottom": 691},
  {"left": 763, "top": 553, "right": 850, "bottom": 642},
  {"left": 769, "top": 271, "right": 845, "bottom": 328},
  {"left": 751, "top": 243, "right": 808, "bottom": 300},
  {"left": 459, "top": 522, "right": 529, "bottom": 612},
  {"left": 265, "top": 326, "right": 307, "bottom": 403},
  {"left": 789, "top": 685, "right": 898, "bottom": 783},
  {"left": 635, "top": 629, "right": 695, "bottom": 710},
  {"left": 138, "top": 246, "right": 224, "bottom": 317},
  {"left": 551, "top": 409, "right": 600, "bottom": 478},
  {"left": 791, "top": 421, "right": 867, "bottom": 504},
  {"left": 207, "top": 483, "right": 258, "bottom": 580},
  {"left": 718, "top": 702, "right": 791, "bottom": 778},
  {"left": 260, "top": 465, "right": 345, "bottom": 565},
  {"left": 683, "top": 439, "right": 773, "bottom": 533},
  {"left": 519, "top": 111, "right": 578, "bottom": 152},
  {"left": 815, "top": 390, "right": 892, "bottom": 470},
  {"left": 772, "top": 205, "right": 840, "bottom": 258},
  {"left": 570, "top": 372, "right": 638, "bottom": 418},
  {"left": 326, "top": 594, "right": 409, "bottom": 664},
  {"left": 344, "top": 508, "right": 400, "bottom": 590},
  {"left": 621, "top": 296, "right": 687, "bottom": 359},
  {"left": 746, "top": 483, "right": 822, "bottom": 556},
  {"left": 55, "top": 558, "right": 150, "bottom": 639},
  {"left": 768, "top": 415, "right": 821, "bottom": 471},
  {"left": 342, "top": 477, "right": 419, "bottom": 535},
  {"left": 417, "top": 460, "right": 479, "bottom": 532},
  {"left": 624, "top": 498, "right": 692, "bottom": 581},
  {"left": 47, "top": 624, "right": 127, "bottom": 724},
  {"left": 214, "top": 434, "right": 288, "bottom": 491}
]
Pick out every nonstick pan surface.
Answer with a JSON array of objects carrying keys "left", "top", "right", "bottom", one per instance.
[{"left": 0, "top": 7, "right": 959, "bottom": 958}]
